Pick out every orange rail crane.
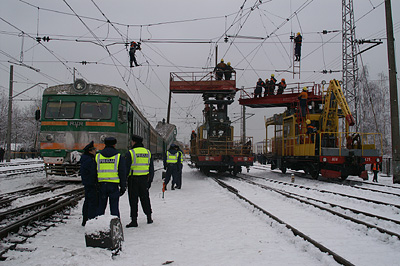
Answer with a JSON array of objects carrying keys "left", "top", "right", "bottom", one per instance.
[{"left": 239, "top": 79, "right": 382, "bottom": 180}]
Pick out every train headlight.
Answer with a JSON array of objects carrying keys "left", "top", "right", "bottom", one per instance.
[
  {"left": 322, "top": 157, "right": 327, "bottom": 162},
  {"left": 205, "top": 156, "right": 209, "bottom": 161},
  {"left": 220, "top": 119, "right": 224, "bottom": 123},
  {"left": 46, "top": 134, "right": 54, "bottom": 141},
  {"left": 244, "top": 157, "right": 248, "bottom": 161},
  {"left": 376, "top": 158, "right": 380, "bottom": 163}
]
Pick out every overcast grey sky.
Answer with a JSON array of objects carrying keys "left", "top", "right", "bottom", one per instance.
[{"left": 1, "top": 0, "right": 399, "bottom": 143}]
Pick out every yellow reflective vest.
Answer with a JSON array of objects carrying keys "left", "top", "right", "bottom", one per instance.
[
  {"left": 129, "top": 147, "right": 151, "bottom": 176},
  {"left": 166, "top": 151, "right": 178, "bottom": 164},
  {"left": 96, "top": 153, "right": 121, "bottom": 183},
  {"left": 178, "top": 150, "right": 183, "bottom": 163}
]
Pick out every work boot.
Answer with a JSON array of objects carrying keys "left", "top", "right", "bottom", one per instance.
[
  {"left": 126, "top": 220, "right": 138, "bottom": 228},
  {"left": 82, "top": 217, "right": 88, "bottom": 226},
  {"left": 147, "top": 215, "right": 153, "bottom": 224},
  {"left": 171, "top": 185, "right": 175, "bottom": 190}
]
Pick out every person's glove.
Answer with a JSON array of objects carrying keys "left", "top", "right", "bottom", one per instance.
[{"left": 119, "top": 187, "right": 126, "bottom": 196}]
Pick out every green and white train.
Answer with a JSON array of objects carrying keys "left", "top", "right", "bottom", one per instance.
[{"left": 37, "top": 79, "right": 176, "bottom": 177}]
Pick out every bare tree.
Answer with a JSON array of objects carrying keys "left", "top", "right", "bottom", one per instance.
[{"left": 358, "top": 66, "right": 392, "bottom": 155}]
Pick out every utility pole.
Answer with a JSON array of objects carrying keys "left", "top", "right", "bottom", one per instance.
[
  {"left": 6, "top": 65, "right": 13, "bottom": 162},
  {"left": 242, "top": 104, "right": 246, "bottom": 143},
  {"left": 384, "top": 0, "right": 400, "bottom": 183}
]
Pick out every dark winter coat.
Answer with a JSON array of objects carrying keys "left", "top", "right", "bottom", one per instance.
[{"left": 80, "top": 153, "right": 97, "bottom": 186}]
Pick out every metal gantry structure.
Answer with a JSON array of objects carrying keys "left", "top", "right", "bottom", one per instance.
[{"left": 342, "top": 0, "right": 359, "bottom": 130}]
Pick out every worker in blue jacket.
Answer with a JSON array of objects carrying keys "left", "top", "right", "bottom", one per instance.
[
  {"left": 96, "top": 137, "right": 127, "bottom": 218},
  {"left": 80, "top": 141, "right": 98, "bottom": 226},
  {"left": 163, "top": 144, "right": 181, "bottom": 190}
]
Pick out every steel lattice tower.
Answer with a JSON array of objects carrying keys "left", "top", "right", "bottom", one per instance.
[{"left": 342, "top": 0, "right": 359, "bottom": 129}]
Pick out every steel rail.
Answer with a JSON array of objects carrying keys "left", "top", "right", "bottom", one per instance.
[
  {"left": 240, "top": 176, "right": 400, "bottom": 239},
  {"left": 212, "top": 177, "right": 356, "bottom": 266},
  {"left": 0, "top": 187, "right": 84, "bottom": 240}
]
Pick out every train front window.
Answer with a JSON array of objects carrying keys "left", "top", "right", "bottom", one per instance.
[
  {"left": 45, "top": 101, "right": 75, "bottom": 119},
  {"left": 80, "top": 101, "right": 112, "bottom": 119}
]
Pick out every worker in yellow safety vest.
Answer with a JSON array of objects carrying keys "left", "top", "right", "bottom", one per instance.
[
  {"left": 125, "top": 134, "right": 154, "bottom": 228},
  {"left": 163, "top": 144, "right": 182, "bottom": 190},
  {"left": 95, "top": 137, "right": 126, "bottom": 218}
]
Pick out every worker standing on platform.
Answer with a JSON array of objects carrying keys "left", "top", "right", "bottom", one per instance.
[
  {"left": 255, "top": 78, "right": 264, "bottom": 98},
  {"left": 214, "top": 59, "right": 227, "bottom": 80},
  {"left": 294, "top": 32, "right": 302, "bottom": 61},
  {"left": 269, "top": 74, "right": 277, "bottom": 95},
  {"left": 129, "top": 41, "right": 141, "bottom": 67},
  {"left": 264, "top": 78, "right": 269, "bottom": 97},
  {"left": 298, "top": 87, "right": 308, "bottom": 117},
  {"left": 224, "top": 62, "right": 235, "bottom": 80},
  {"left": 277, "top": 78, "right": 287, "bottom": 94}
]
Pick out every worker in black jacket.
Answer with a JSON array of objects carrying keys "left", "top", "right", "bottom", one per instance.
[
  {"left": 125, "top": 134, "right": 154, "bottom": 228},
  {"left": 80, "top": 141, "right": 98, "bottom": 226},
  {"left": 96, "top": 137, "right": 127, "bottom": 218}
]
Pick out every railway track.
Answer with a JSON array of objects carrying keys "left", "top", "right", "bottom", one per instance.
[
  {"left": 252, "top": 164, "right": 400, "bottom": 197},
  {"left": 0, "top": 186, "right": 84, "bottom": 260},
  {"left": 213, "top": 174, "right": 400, "bottom": 266},
  {"left": 0, "top": 164, "right": 44, "bottom": 177},
  {"left": 239, "top": 174, "right": 400, "bottom": 238},
  {"left": 0, "top": 160, "right": 43, "bottom": 168}
]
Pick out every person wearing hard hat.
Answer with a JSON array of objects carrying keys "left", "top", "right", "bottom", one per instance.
[
  {"left": 224, "top": 62, "right": 235, "bottom": 80},
  {"left": 277, "top": 78, "right": 287, "bottom": 95},
  {"left": 298, "top": 87, "right": 308, "bottom": 117},
  {"left": 306, "top": 119, "right": 317, "bottom": 143},
  {"left": 129, "top": 41, "right": 142, "bottom": 67},
  {"left": 214, "top": 59, "right": 227, "bottom": 80},
  {"left": 294, "top": 32, "right": 302, "bottom": 61},
  {"left": 255, "top": 78, "right": 265, "bottom": 98},
  {"left": 264, "top": 78, "right": 270, "bottom": 97},
  {"left": 268, "top": 74, "right": 277, "bottom": 95}
]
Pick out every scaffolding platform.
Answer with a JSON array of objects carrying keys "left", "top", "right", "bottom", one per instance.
[
  {"left": 170, "top": 72, "right": 237, "bottom": 94},
  {"left": 238, "top": 82, "right": 323, "bottom": 108}
]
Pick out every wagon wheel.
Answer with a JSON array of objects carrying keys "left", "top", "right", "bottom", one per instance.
[
  {"left": 280, "top": 167, "right": 287, "bottom": 174},
  {"left": 309, "top": 164, "right": 319, "bottom": 179}
]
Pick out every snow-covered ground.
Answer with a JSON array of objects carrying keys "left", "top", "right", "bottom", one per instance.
[{"left": 0, "top": 160, "right": 399, "bottom": 266}]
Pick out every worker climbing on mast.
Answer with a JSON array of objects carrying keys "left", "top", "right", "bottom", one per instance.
[
  {"left": 294, "top": 32, "right": 302, "bottom": 61},
  {"left": 129, "top": 41, "right": 141, "bottom": 67}
]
